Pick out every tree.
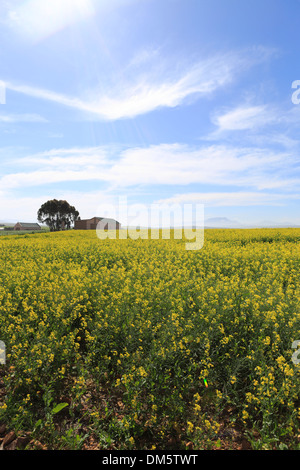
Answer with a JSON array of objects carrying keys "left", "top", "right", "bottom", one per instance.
[{"left": 37, "top": 199, "right": 79, "bottom": 232}]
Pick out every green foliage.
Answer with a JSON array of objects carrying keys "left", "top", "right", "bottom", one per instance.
[{"left": 37, "top": 199, "right": 79, "bottom": 231}]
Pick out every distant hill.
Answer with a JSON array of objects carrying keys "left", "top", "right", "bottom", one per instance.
[{"left": 204, "top": 217, "right": 244, "bottom": 228}]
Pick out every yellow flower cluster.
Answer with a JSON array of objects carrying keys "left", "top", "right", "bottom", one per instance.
[{"left": 0, "top": 227, "right": 299, "bottom": 449}]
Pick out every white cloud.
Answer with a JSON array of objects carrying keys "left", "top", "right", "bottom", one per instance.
[
  {"left": 107, "top": 143, "right": 296, "bottom": 189},
  {"left": 3, "top": 47, "right": 275, "bottom": 121},
  {"left": 89, "top": 54, "right": 240, "bottom": 120},
  {"left": 1, "top": 141, "right": 299, "bottom": 222},
  {"left": 155, "top": 191, "right": 300, "bottom": 207},
  {"left": 0, "top": 146, "right": 112, "bottom": 190},
  {"left": 212, "top": 105, "right": 279, "bottom": 131},
  {"left": 5, "top": 81, "right": 91, "bottom": 114},
  {"left": 209, "top": 98, "right": 300, "bottom": 140},
  {"left": 0, "top": 113, "right": 47, "bottom": 123},
  {"left": 4, "top": 58, "right": 230, "bottom": 120},
  {"left": 1, "top": 142, "right": 298, "bottom": 192},
  {"left": 19, "top": 146, "right": 110, "bottom": 168}
]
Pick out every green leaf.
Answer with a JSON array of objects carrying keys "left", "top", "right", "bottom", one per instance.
[
  {"left": 215, "top": 439, "right": 222, "bottom": 448},
  {"left": 34, "top": 419, "right": 43, "bottom": 431},
  {"left": 52, "top": 402, "right": 69, "bottom": 415}
]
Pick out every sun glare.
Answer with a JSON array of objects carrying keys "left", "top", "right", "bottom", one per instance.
[{"left": 9, "top": 0, "right": 95, "bottom": 42}]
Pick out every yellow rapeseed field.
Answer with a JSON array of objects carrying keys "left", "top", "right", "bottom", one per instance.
[{"left": 0, "top": 228, "right": 299, "bottom": 449}]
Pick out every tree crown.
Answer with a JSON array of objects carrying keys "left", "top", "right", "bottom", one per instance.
[{"left": 37, "top": 199, "right": 79, "bottom": 231}]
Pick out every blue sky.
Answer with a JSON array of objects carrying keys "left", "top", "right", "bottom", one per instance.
[{"left": 0, "top": 0, "right": 300, "bottom": 227}]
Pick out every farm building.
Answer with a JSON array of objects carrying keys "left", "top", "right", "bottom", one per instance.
[
  {"left": 74, "top": 217, "right": 121, "bottom": 230},
  {"left": 14, "top": 222, "right": 41, "bottom": 231}
]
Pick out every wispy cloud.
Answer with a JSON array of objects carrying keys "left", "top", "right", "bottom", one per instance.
[
  {"left": 107, "top": 143, "right": 297, "bottom": 190},
  {"left": 5, "top": 81, "right": 91, "bottom": 115},
  {"left": 155, "top": 191, "right": 300, "bottom": 207},
  {"left": 18, "top": 146, "right": 110, "bottom": 168},
  {"left": 208, "top": 98, "right": 300, "bottom": 144},
  {"left": 0, "top": 113, "right": 48, "bottom": 123},
  {"left": 3, "top": 47, "right": 275, "bottom": 121},
  {"left": 90, "top": 52, "right": 242, "bottom": 120},
  {"left": 211, "top": 104, "right": 280, "bottom": 132},
  {"left": 2, "top": 142, "right": 299, "bottom": 192},
  {"left": 1, "top": 146, "right": 111, "bottom": 189}
]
